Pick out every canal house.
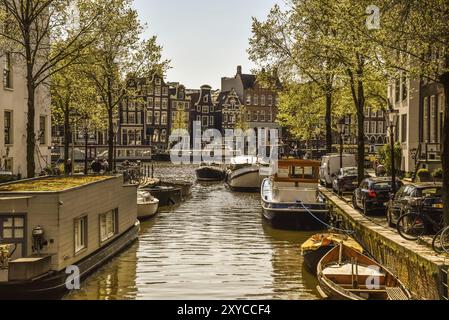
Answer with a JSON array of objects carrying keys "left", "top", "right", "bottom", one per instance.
[{"left": 0, "top": 175, "right": 138, "bottom": 298}]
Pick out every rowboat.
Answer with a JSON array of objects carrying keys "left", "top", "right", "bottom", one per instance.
[
  {"left": 317, "top": 243, "right": 412, "bottom": 300},
  {"left": 196, "top": 163, "right": 226, "bottom": 182},
  {"left": 137, "top": 191, "right": 159, "bottom": 220},
  {"left": 300, "top": 233, "right": 363, "bottom": 275}
]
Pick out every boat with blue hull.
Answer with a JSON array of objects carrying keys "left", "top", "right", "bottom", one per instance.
[{"left": 261, "top": 160, "right": 330, "bottom": 231}]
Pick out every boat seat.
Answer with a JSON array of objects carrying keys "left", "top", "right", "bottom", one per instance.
[{"left": 386, "top": 287, "right": 410, "bottom": 300}]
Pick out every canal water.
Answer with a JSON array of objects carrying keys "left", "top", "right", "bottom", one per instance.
[{"left": 64, "top": 163, "right": 320, "bottom": 300}]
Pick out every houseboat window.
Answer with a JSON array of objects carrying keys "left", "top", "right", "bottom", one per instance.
[
  {"left": 1, "top": 216, "right": 24, "bottom": 240},
  {"left": 74, "top": 216, "right": 87, "bottom": 253},
  {"left": 100, "top": 209, "right": 118, "bottom": 243}
]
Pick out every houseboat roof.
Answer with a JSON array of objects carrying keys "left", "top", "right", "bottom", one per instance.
[
  {"left": 278, "top": 159, "right": 321, "bottom": 168},
  {"left": 0, "top": 176, "right": 113, "bottom": 193}
]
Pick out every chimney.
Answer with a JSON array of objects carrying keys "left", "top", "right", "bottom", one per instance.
[{"left": 237, "top": 65, "right": 242, "bottom": 75}]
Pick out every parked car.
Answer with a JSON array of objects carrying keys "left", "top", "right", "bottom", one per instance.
[
  {"left": 332, "top": 167, "right": 371, "bottom": 196},
  {"left": 352, "top": 177, "right": 403, "bottom": 215},
  {"left": 386, "top": 182, "right": 444, "bottom": 228},
  {"left": 319, "top": 154, "right": 356, "bottom": 187}
]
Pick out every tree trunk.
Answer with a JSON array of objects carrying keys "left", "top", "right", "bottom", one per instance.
[
  {"left": 108, "top": 107, "right": 114, "bottom": 173},
  {"left": 26, "top": 80, "right": 36, "bottom": 178},
  {"left": 356, "top": 78, "right": 366, "bottom": 185},
  {"left": 325, "top": 91, "right": 333, "bottom": 153},
  {"left": 440, "top": 73, "right": 449, "bottom": 226},
  {"left": 64, "top": 106, "right": 71, "bottom": 175}
]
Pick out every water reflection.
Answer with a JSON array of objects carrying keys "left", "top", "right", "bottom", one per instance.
[{"left": 65, "top": 164, "right": 320, "bottom": 300}]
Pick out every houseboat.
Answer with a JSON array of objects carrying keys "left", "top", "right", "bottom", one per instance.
[
  {"left": 0, "top": 175, "right": 139, "bottom": 299},
  {"left": 261, "top": 159, "right": 330, "bottom": 230},
  {"left": 226, "top": 156, "right": 269, "bottom": 191}
]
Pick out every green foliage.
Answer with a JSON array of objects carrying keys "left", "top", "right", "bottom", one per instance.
[
  {"left": 432, "top": 168, "right": 443, "bottom": 179},
  {"left": 378, "top": 142, "right": 402, "bottom": 175}
]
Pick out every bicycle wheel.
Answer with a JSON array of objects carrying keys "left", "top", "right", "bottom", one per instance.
[
  {"left": 432, "top": 229, "right": 444, "bottom": 254},
  {"left": 397, "top": 213, "right": 426, "bottom": 241},
  {"left": 440, "top": 226, "right": 449, "bottom": 254}
]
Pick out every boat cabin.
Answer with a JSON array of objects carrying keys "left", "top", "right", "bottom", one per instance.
[
  {"left": 0, "top": 175, "right": 137, "bottom": 283},
  {"left": 263, "top": 160, "right": 322, "bottom": 204}
]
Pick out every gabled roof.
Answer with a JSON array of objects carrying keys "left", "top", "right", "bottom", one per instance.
[{"left": 240, "top": 74, "right": 257, "bottom": 90}]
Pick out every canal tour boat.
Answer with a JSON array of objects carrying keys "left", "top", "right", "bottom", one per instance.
[
  {"left": 137, "top": 191, "right": 159, "bottom": 220},
  {"left": 317, "top": 243, "right": 412, "bottom": 300},
  {"left": 196, "top": 163, "right": 226, "bottom": 182},
  {"left": 226, "top": 156, "right": 269, "bottom": 191},
  {"left": 261, "top": 159, "right": 330, "bottom": 230},
  {"left": 0, "top": 175, "right": 140, "bottom": 299},
  {"left": 301, "top": 233, "right": 363, "bottom": 275}
]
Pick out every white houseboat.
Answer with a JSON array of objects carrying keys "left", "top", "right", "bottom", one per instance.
[
  {"left": 0, "top": 175, "right": 139, "bottom": 299},
  {"left": 261, "top": 160, "right": 330, "bottom": 230}
]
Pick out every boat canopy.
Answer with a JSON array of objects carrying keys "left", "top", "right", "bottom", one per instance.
[{"left": 274, "top": 159, "right": 320, "bottom": 183}]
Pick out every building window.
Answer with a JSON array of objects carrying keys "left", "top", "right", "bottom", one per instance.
[
  {"left": 401, "top": 114, "right": 407, "bottom": 143},
  {"left": 364, "top": 121, "right": 369, "bottom": 134},
  {"left": 122, "top": 112, "right": 127, "bottom": 124},
  {"left": 153, "top": 129, "right": 159, "bottom": 142},
  {"left": 210, "top": 116, "right": 214, "bottom": 126},
  {"left": 74, "top": 216, "right": 87, "bottom": 254},
  {"left": 401, "top": 76, "right": 408, "bottom": 101},
  {"left": 365, "top": 107, "right": 370, "bottom": 117},
  {"left": 202, "top": 106, "right": 209, "bottom": 113},
  {"left": 155, "top": 86, "right": 161, "bottom": 96},
  {"left": 371, "top": 121, "right": 376, "bottom": 134},
  {"left": 267, "top": 111, "right": 272, "bottom": 122},
  {"left": 148, "top": 98, "right": 154, "bottom": 108},
  {"left": 377, "top": 121, "right": 384, "bottom": 134},
  {"left": 210, "top": 105, "right": 214, "bottom": 112},
  {"left": 260, "top": 110, "right": 266, "bottom": 122},
  {"left": 253, "top": 95, "right": 259, "bottom": 106},
  {"left": 267, "top": 95, "right": 273, "bottom": 106},
  {"left": 394, "top": 77, "right": 400, "bottom": 103},
  {"left": 155, "top": 78, "right": 161, "bottom": 85},
  {"left": 155, "top": 98, "right": 161, "bottom": 109},
  {"left": 430, "top": 96, "right": 437, "bottom": 143},
  {"left": 423, "top": 97, "right": 428, "bottom": 142},
  {"left": 162, "top": 86, "right": 168, "bottom": 96},
  {"left": 1, "top": 216, "right": 24, "bottom": 240},
  {"left": 4, "top": 158, "right": 13, "bottom": 171},
  {"left": 3, "top": 52, "right": 12, "bottom": 89},
  {"left": 147, "top": 111, "right": 153, "bottom": 125},
  {"left": 246, "top": 95, "right": 251, "bottom": 105},
  {"left": 196, "top": 115, "right": 201, "bottom": 122},
  {"left": 4, "top": 110, "right": 12, "bottom": 145},
  {"left": 99, "top": 209, "right": 117, "bottom": 243},
  {"left": 162, "top": 98, "right": 168, "bottom": 109},
  {"left": 252, "top": 111, "right": 258, "bottom": 121},
  {"left": 246, "top": 111, "right": 251, "bottom": 122},
  {"left": 160, "top": 129, "right": 167, "bottom": 143},
  {"left": 223, "top": 113, "right": 228, "bottom": 123},
  {"left": 39, "top": 115, "right": 47, "bottom": 145},
  {"left": 154, "top": 111, "right": 160, "bottom": 125},
  {"left": 260, "top": 95, "right": 266, "bottom": 106},
  {"left": 128, "top": 113, "right": 135, "bottom": 124},
  {"left": 202, "top": 116, "right": 208, "bottom": 127},
  {"left": 161, "top": 112, "right": 167, "bottom": 125}
]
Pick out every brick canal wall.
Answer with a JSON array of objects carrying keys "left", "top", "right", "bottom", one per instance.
[{"left": 320, "top": 188, "right": 448, "bottom": 300}]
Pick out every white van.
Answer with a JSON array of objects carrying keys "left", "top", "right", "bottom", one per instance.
[{"left": 319, "top": 154, "right": 357, "bottom": 187}]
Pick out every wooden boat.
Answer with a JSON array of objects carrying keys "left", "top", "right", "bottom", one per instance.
[
  {"left": 317, "top": 243, "right": 412, "bottom": 300},
  {"left": 261, "top": 159, "right": 330, "bottom": 230},
  {"left": 159, "top": 180, "right": 193, "bottom": 199},
  {"left": 301, "top": 233, "right": 363, "bottom": 275},
  {"left": 196, "top": 163, "right": 226, "bottom": 182},
  {"left": 137, "top": 191, "right": 159, "bottom": 220}
]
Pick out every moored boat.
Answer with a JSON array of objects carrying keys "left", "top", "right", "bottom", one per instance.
[
  {"left": 196, "top": 163, "right": 226, "bottom": 182},
  {"left": 137, "top": 191, "right": 159, "bottom": 220},
  {"left": 140, "top": 185, "right": 182, "bottom": 207},
  {"left": 317, "top": 243, "right": 412, "bottom": 300},
  {"left": 301, "top": 233, "right": 363, "bottom": 275},
  {"left": 261, "top": 159, "right": 330, "bottom": 230},
  {"left": 226, "top": 156, "right": 265, "bottom": 192}
]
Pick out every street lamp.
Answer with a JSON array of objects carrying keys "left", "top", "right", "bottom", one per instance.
[
  {"left": 387, "top": 109, "right": 399, "bottom": 194},
  {"left": 112, "top": 119, "right": 119, "bottom": 173},
  {"left": 336, "top": 118, "right": 346, "bottom": 171}
]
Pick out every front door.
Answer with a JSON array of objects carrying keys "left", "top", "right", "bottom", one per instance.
[{"left": 0, "top": 215, "right": 26, "bottom": 260}]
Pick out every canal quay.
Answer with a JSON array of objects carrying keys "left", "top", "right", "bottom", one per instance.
[{"left": 64, "top": 163, "right": 320, "bottom": 300}]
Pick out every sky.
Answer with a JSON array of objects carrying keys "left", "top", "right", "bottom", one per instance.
[{"left": 133, "top": 0, "right": 282, "bottom": 89}]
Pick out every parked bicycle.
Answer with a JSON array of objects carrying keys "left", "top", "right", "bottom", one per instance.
[{"left": 396, "top": 211, "right": 449, "bottom": 254}]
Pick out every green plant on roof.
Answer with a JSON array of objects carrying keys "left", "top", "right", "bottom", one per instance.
[{"left": 0, "top": 176, "right": 110, "bottom": 192}]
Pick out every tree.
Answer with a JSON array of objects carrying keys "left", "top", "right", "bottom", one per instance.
[
  {"left": 235, "top": 105, "right": 249, "bottom": 132},
  {"left": 0, "top": 0, "right": 99, "bottom": 177},
  {"left": 248, "top": 3, "right": 338, "bottom": 153},
  {"left": 51, "top": 51, "right": 106, "bottom": 174},
  {"left": 370, "top": 1, "right": 449, "bottom": 225},
  {"left": 82, "top": 0, "right": 168, "bottom": 171}
]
